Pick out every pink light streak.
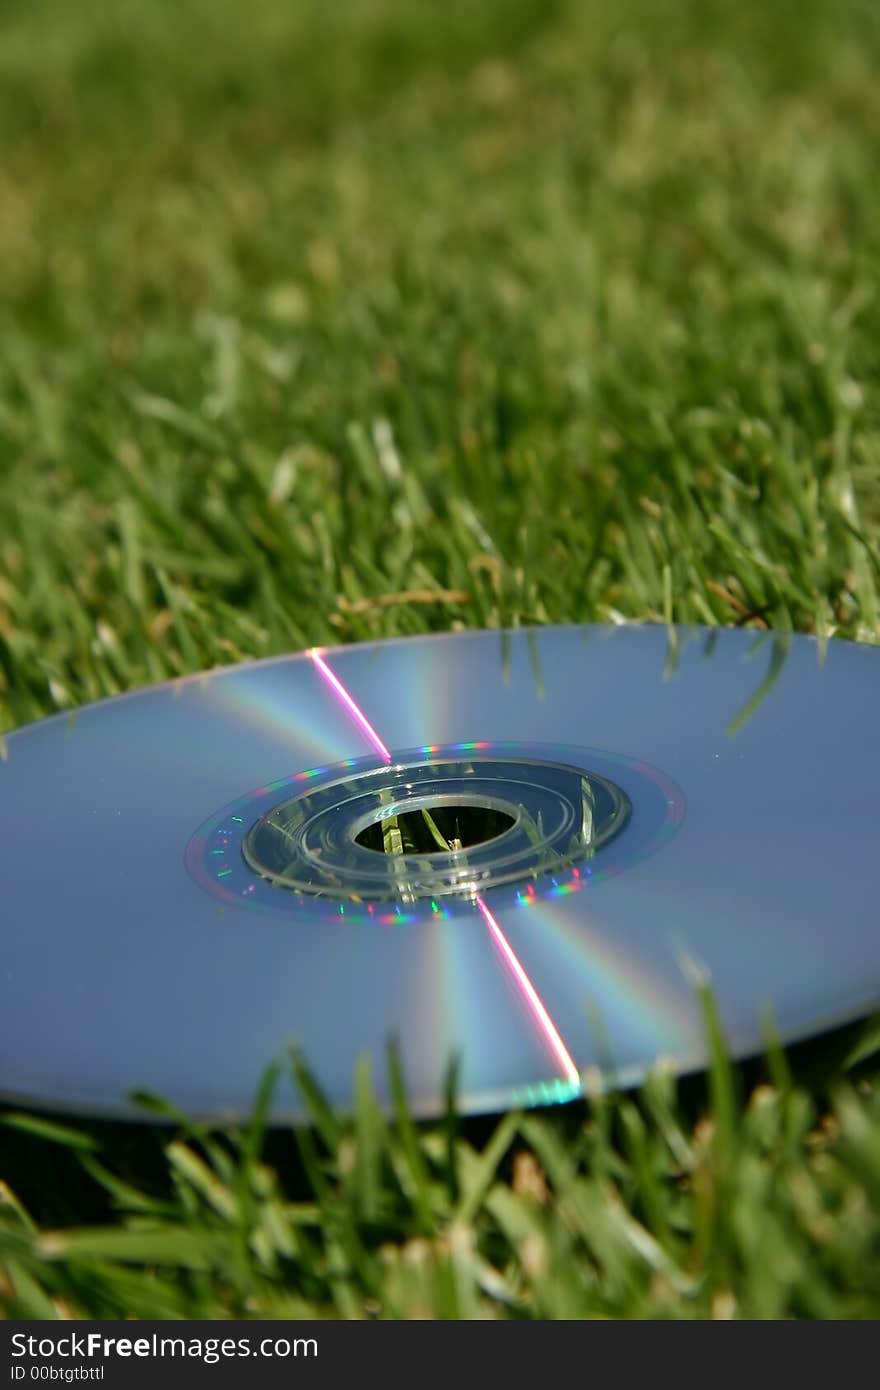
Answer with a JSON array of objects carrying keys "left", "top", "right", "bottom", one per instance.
[
  {"left": 475, "top": 895, "right": 580, "bottom": 1087},
  {"left": 305, "top": 650, "right": 576, "bottom": 1087},
  {"left": 307, "top": 649, "right": 393, "bottom": 763}
]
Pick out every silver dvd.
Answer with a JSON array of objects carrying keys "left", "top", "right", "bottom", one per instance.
[{"left": 0, "top": 624, "right": 877, "bottom": 1120}]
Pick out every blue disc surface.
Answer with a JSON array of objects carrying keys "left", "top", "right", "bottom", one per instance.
[{"left": 0, "top": 624, "right": 878, "bottom": 1120}]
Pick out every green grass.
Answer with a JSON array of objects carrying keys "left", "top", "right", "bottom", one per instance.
[{"left": 1, "top": 0, "right": 880, "bottom": 1318}]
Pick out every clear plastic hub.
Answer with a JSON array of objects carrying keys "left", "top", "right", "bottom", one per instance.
[{"left": 243, "top": 755, "right": 630, "bottom": 901}]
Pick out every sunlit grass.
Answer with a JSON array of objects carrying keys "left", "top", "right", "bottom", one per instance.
[{"left": 2, "top": 1010, "right": 880, "bottom": 1319}]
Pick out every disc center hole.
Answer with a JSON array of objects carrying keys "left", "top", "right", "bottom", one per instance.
[{"left": 355, "top": 801, "right": 516, "bottom": 856}]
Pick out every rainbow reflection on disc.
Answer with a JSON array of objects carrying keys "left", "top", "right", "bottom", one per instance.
[{"left": 0, "top": 623, "right": 878, "bottom": 1121}]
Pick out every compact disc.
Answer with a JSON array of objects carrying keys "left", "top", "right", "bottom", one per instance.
[{"left": 1, "top": 624, "right": 878, "bottom": 1121}]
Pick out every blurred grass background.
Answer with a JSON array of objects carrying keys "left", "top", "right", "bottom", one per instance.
[{"left": 1, "top": 0, "right": 880, "bottom": 1318}]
